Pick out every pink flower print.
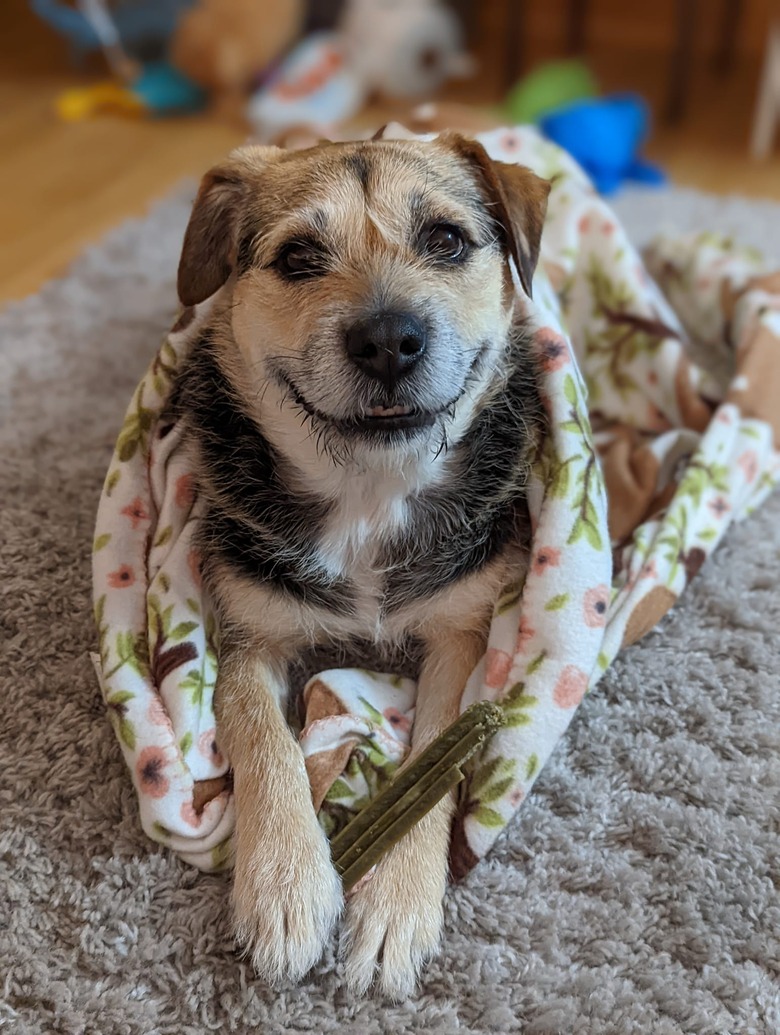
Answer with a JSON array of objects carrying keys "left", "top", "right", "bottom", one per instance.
[
  {"left": 601, "top": 221, "right": 615, "bottom": 236},
  {"left": 716, "top": 410, "right": 733, "bottom": 425},
  {"left": 485, "top": 648, "right": 513, "bottom": 690},
  {"left": 107, "top": 564, "right": 135, "bottom": 589},
  {"left": 147, "top": 695, "right": 173, "bottom": 729},
  {"left": 383, "top": 707, "right": 412, "bottom": 737},
  {"left": 578, "top": 214, "right": 591, "bottom": 234},
  {"left": 500, "top": 131, "right": 521, "bottom": 154},
  {"left": 198, "top": 730, "right": 225, "bottom": 768},
  {"left": 509, "top": 786, "right": 524, "bottom": 807},
  {"left": 583, "top": 585, "right": 609, "bottom": 628},
  {"left": 647, "top": 370, "right": 659, "bottom": 386},
  {"left": 187, "top": 548, "right": 202, "bottom": 588},
  {"left": 180, "top": 801, "right": 204, "bottom": 828},
  {"left": 708, "top": 495, "right": 731, "bottom": 518},
  {"left": 515, "top": 616, "right": 536, "bottom": 652},
  {"left": 532, "top": 547, "right": 561, "bottom": 576},
  {"left": 121, "top": 496, "right": 149, "bottom": 529},
  {"left": 737, "top": 450, "right": 759, "bottom": 484},
  {"left": 175, "top": 473, "right": 195, "bottom": 510},
  {"left": 136, "top": 746, "right": 170, "bottom": 798},
  {"left": 553, "top": 665, "right": 588, "bottom": 709},
  {"left": 536, "top": 329, "right": 570, "bottom": 373}
]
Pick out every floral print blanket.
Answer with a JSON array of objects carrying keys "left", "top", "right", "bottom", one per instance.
[{"left": 91, "top": 127, "right": 780, "bottom": 875}]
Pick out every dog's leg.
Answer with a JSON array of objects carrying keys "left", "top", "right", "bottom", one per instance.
[
  {"left": 216, "top": 647, "right": 343, "bottom": 985},
  {"left": 343, "top": 629, "right": 485, "bottom": 999}
]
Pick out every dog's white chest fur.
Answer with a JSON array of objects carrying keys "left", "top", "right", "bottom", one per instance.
[{"left": 313, "top": 457, "right": 441, "bottom": 633}]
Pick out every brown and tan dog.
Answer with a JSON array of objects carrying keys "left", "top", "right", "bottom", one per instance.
[{"left": 172, "top": 131, "right": 549, "bottom": 997}]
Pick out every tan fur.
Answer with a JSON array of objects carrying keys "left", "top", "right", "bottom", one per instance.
[{"left": 177, "top": 135, "right": 549, "bottom": 997}]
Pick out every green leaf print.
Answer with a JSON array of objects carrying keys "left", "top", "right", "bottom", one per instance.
[
  {"left": 179, "top": 732, "right": 193, "bottom": 756},
  {"left": 563, "top": 374, "right": 578, "bottom": 406},
  {"left": 154, "top": 526, "right": 173, "bottom": 548},
  {"left": 169, "top": 621, "right": 199, "bottom": 643},
  {"left": 357, "top": 696, "right": 386, "bottom": 725},
  {"left": 525, "top": 753, "right": 539, "bottom": 780},
  {"left": 211, "top": 838, "right": 233, "bottom": 871},
  {"left": 116, "top": 383, "right": 156, "bottom": 463},
  {"left": 119, "top": 718, "right": 136, "bottom": 750},
  {"left": 545, "top": 593, "right": 570, "bottom": 612},
  {"left": 325, "top": 778, "right": 354, "bottom": 801},
  {"left": 496, "top": 584, "right": 523, "bottom": 615},
  {"left": 180, "top": 668, "right": 206, "bottom": 707},
  {"left": 469, "top": 756, "right": 516, "bottom": 797},
  {"left": 105, "top": 469, "right": 121, "bottom": 496},
  {"left": 93, "top": 533, "right": 111, "bottom": 552},
  {"left": 107, "top": 690, "right": 134, "bottom": 706},
  {"left": 525, "top": 652, "right": 547, "bottom": 675},
  {"left": 477, "top": 776, "right": 514, "bottom": 804},
  {"left": 500, "top": 682, "right": 539, "bottom": 729},
  {"left": 472, "top": 805, "right": 505, "bottom": 829}
]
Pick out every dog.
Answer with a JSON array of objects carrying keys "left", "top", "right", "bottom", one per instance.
[{"left": 171, "top": 130, "right": 550, "bottom": 998}]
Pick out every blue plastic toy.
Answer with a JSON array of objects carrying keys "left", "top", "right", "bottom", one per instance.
[{"left": 540, "top": 94, "right": 666, "bottom": 196}]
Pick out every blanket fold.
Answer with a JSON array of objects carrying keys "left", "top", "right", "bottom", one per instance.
[{"left": 92, "top": 126, "right": 780, "bottom": 875}]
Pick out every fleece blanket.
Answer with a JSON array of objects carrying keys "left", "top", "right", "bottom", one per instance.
[{"left": 91, "top": 127, "right": 780, "bottom": 875}]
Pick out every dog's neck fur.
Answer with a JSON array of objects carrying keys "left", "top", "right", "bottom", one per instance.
[{"left": 175, "top": 312, "right": 541, "bottom": 632}]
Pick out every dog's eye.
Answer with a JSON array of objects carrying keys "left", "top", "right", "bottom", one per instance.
[
  {"left": 275, "top": 241, "right": 327, "bottom": 279},
  {"left": 424, "top": 225, "right": 466, "bottom": 262}
]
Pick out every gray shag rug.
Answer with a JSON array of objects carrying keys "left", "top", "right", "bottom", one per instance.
[{"left": 2, "top": 184, "right": 779, "bottom": 1035}]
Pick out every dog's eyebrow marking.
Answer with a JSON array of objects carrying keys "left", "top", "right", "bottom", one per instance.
[
  {"left": 345, "top": 150, "right": 371, "bottom": 191},
  {"left": 308, "top": 208, "right": 328, "bottom": 235}
]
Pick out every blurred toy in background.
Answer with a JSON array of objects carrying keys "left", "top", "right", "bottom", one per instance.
[
  {"left": 504, "top": 59, "right": 665, "bottom": 196},
  {"left": 541, "top": 95, "right": 666, "bottom": 196},
  {"left": 505, "top": 59, "right": 598, "bottom": 125},
  {"left": 171, "top": 0, "right": 305, "bottom": 109},
  {"left": 36, "top": 0, "right": 209, "bottom": 118},
  {"left": 37, "top": 0, "right": 473, "bottom": 130},
  {"left": 247, "top": 0, "right": 474, "bottom": 141}
]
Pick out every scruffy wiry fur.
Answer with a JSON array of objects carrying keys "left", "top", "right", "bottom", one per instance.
[{"left": 172, "top": 133, "right": 550, "bottom": 999}]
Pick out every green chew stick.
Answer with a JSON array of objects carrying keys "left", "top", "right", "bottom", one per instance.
[
  {"left": 338, "top": 763, "right": 465, "bottom": 891},
  {"left": 331, "top": 701, "right": 505, "bottom": 890}
]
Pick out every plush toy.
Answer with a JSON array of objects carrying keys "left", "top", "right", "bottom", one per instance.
[
  {"left": 341, "top": 0, "right": 473, "bottom": 100},
  {"left": 170, "top": 0, "right": 305, "bottom": 103},
  {"left": 540, "top": 94, "right": 666, "bottom": 196},
  {"left": 246, "top": 0, "right": 473, "bottom": 141},
  {"left": 505, "top": 59, "right": 598, "bottom": 126}
]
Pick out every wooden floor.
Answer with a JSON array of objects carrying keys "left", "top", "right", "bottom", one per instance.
[{"left": 2, "top": 14, "right": 780, "bottom": 304}]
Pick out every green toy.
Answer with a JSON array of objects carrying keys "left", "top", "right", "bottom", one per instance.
[{"left": 505, "top": 58, "right": 598, "bottom": 125}]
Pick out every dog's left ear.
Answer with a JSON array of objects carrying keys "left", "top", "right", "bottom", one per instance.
[
  {"left": 442, "top": 133, "right": 551, "bottom": 299},
  {"left": 177, "top": 145, "right": 283, "bottom": 307}
]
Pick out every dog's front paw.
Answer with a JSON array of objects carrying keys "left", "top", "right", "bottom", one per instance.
[
  {"left": 342, "top": 841, "right": 446, "bottom": 1000},
  {"left": 232, "top": 814, "right": 343, "bottom": 986}
]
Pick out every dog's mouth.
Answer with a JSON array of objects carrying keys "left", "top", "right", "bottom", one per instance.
[
  {"left": 279, "top": 375, "right": 442, "bottom": 435},
  {"left": 357, "top": 404, "right": 436, "bottom": 433}
]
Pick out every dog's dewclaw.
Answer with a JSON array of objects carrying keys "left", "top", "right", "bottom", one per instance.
[{"left": 331, "top": 701, "right": 504, "bottom": 889}]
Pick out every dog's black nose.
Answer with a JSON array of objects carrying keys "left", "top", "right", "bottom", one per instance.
[{"left": 345, "top": 312, "right": 427, "bottom": 389}]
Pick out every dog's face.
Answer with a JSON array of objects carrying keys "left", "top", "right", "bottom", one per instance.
[{"left": 178, "top": 133, "right": 549, "bottom": 458}]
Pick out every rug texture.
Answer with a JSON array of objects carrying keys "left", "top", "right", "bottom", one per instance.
[{"left": 1, "top": 184, "right": 779, "bottom": 1035}]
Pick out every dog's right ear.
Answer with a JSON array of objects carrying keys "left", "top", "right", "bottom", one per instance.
[{"left": 177, "top": 146, "right": 282, "bottom": 307}]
